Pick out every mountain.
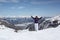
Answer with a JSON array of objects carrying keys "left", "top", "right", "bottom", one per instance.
[
  {"left": 0, "top": 16, "right": 60, "bottom": 32},
  {"left": 50, "top": 15, "right": 60, "bottom": 24},
  {"left": 38, "top": 15, "right": 60, "bottom": 30},
  {"left": 0, "top": 17, "right": 34, "bottom": 24},
  {"left": 0, "top": 16, "right": 60, "bottom": 40}
]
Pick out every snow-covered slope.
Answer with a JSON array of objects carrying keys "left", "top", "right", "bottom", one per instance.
[
  {"left": 0, "top": 25, "right": 60, "bottom": 40},
  {"left": 51, "top": 15, "right": 60, "bottom": 21},
  {"left": 48, "top": 15, "right": 60, "bottom": 24}
]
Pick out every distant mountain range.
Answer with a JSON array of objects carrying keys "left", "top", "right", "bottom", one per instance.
[{"left": 0, "top": 16, "right": 51, "bottom": 24}]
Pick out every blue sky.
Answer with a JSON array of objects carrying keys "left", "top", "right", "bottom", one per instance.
[{"left": 0, "top": 0, "right": 60, "bottom": 17}]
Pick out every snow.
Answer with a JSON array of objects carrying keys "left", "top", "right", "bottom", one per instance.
[
  {"left": 0, "top": 25, "right": 60, "bottom": 40},
  {"left": 49, "top": 15, "right": 60, "bottom": 24},
  {"left": 51, "top": 15, "right": 60, "bottom": 21},
  {"left": 15, "top": 24, "right": 26, "bottom": 26},
  {"left": 14, "top": 22, "right": 33, "bottom": 26}
]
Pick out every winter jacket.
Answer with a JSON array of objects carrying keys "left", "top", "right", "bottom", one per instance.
[{"left": 31, "top": 16, "right": 42, "bottom": 23}]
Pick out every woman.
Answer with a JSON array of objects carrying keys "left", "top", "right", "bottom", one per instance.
[{"left": 31, "top": 16, "right": 42, "bottom": 31}]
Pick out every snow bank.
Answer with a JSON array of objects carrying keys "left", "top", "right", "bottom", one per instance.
[{"left": 0, "top": 25, "right": 60, "bottom": 40}]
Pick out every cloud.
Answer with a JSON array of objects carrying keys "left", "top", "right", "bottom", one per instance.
[
  {"left": 11, "top": 7, "right": 16, "bottom": 9},
  {"left": 11, "top": 6, "right": 25, "bottom": 9},
  {"left": 0, "top": 0, "right": 19, "bottom": 3},
  {"left": 18, "top": 6, "right": 25, "bottom": 9},
  {"left": 30, "top": 0, "right": 60, "bottom": 5},
  {"left": 10, "top": 0, "right": 19, "bottom": 3},
  {"left": 0, "top": 0, "right": 60, "bottom": 4},
  {"left": 0, "top": 0, "right": 8, "bottom": 2}
]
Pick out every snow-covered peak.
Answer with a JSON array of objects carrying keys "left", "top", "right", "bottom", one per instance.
[
  {"left": 0, "top": 16, "right": 42, "bottom": 18},
  {"left": 0, "top": 16, "right": 31, "bottom": 18},
  {"left": 50, "top": 15, "right": 60, "bottom": 21}
]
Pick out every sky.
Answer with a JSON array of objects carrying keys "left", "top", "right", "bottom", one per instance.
[{"left": 0, "top": 0, "right": 60, "bottom": 17}]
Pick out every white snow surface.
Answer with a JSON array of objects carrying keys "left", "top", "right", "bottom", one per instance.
[
  {"left": 14, "top": 22, "right": 33, "bottom": 26},
  {"left": 0, "top": 25, "right": 60, "bottom": 40},
  {"left": 51, "top": 15, "right": 60, "bottom": 21}
]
